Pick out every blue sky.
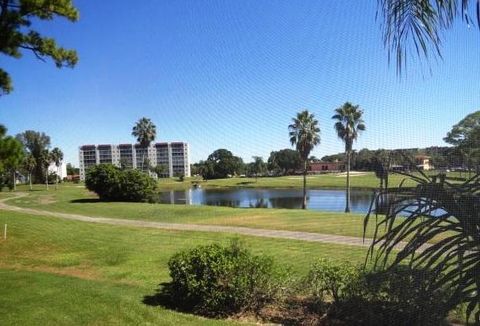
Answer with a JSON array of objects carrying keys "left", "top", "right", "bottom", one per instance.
[{"left": 1, "top": 0, "right": 479, "bottom": 166}]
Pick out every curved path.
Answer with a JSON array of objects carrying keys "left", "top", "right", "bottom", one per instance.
[{"left": 0, "top": 193, "right": 416, "bottom": 251}]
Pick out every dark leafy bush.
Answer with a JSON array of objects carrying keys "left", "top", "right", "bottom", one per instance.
[
  {"left": 167, "top": 240, "right": 282, "bottom": 316},
  {"left": 47, "top": 171, "right": 60, "bottom": 184},
  {"left": 304, "top": 258, "right": 360, "bottom": 303},
  {"left": 336, "top": 267, "right": 452, "bottom": 325},
  {"left": 118, "top": 169, "right": 157, "bottom": 202},
  {"left": 305, "top": 260, "right": 452, "bottom": 326},
  {"left": 85, "top": 164, "right": 121, "bottom": 200},
  {"left": 85, "top": 164, "right": 156, "bottom": 202}
]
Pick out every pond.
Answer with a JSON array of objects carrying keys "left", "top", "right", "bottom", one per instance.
[{"left": 156, "top": 188, "right": 376, "bottom": 214}]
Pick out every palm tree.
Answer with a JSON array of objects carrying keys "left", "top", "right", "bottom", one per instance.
[
  {"left": 289, "top": 110, "right": 320, "bottom": 209},
  {"left": 132, "top": 117, "right": 156, "bottom": 171},
  {"left": 332, "top": 102, "right": 365, "bottom": 213},
  {"left": 378, "top": 0, "right": 480, "bottom": 74},
  {"left": 50, "top": 147, "right": 63, "bottom": 190},
  {"left": 23, "top": 153, "right": 36, "bottom": 191},
  {"left": 40, "top": 149, "right": 51, "bottom": 190}
]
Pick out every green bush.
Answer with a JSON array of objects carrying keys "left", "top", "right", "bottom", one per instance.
[
  {"left": 85, "top": 164, "right": 121, "bottom": 200},
  {"left": 118, "top": 169, "right": 157, "bottom": 202},
  {"left": 304, "top": 258, "right": 360, "bottom": 303},
  {"left": 47, "top": 171, "right": 60, "bottom": 184},
  {"left": 167, "top": 240, "right": 281, "bottom": 316},
  {"left": 336, "top": 266, "right": 452, "bottom": 326},
  {"left": 85, "top": 164, "right": 156, "bottom": 202},
  {"left": 304, "top": 260, "right": 452, "bottom": 326}
]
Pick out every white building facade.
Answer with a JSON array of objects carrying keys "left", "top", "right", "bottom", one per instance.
[
  {"left": 48, "top": 162, "right": 68, "bottom": 180},
  {"left": 79, "top": 142, "right": 190, "bottom": 181}
]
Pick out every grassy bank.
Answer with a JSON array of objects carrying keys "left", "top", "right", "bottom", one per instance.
[
  {"left": 157, "top": 170, "right": 468, "bottom": 190},
  {"left": 0, "top": 211, "right": 371, "bottom": 325},
  {"left": 157, "top": 172, "right": 415, "bottom": 190},
  {"left": 2, "top": 184, "right": 452, "bottom": 243},
  {"left": 4, "top": 184, "right": 379, "bottom": 239}
]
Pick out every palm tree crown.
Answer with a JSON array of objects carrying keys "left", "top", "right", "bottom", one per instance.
[
  {"left": 332, "top": 102, "right": 365, "bottom": 151},
  {"left": 288, "top": 110, "right": 321, "bottom": 160},
  {"left": 132, "top": 117, "right": 157, "bottom": 147},
  {"left": 50, "top": 147, "right": 64, "bottom": 167}
]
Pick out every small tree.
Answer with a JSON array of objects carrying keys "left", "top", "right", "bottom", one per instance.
[
  {"left": 1, "top": 137, "right": 24, "bottom": 191},
  {"left": 50, "top": 147, "right": 63, "bottom": 190},
  {"left": 251, "top": 156, "right": 266, "bottom": 181},
  {"left": 23, "top": 154, "right": 36, "bottom": 191},
  {"left": 16, "top": 130, "right": 51, "bottom": 183},
  {"left": 151, "top": 164, "right": 168, "bottom": 178},
  {"left": 40, "top": 149, "right": 51, "bottom": 190}
]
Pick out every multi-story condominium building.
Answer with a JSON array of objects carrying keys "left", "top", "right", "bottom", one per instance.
[{"left": 79, "top": 142, "right": 190, "bottom": 181}]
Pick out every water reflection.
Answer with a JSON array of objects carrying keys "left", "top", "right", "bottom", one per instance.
[{"left": 156, "top": 188, "right": 376, "bottom": 214}]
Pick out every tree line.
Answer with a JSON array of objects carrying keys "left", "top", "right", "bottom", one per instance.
[
  {"left": 323, "top": 110, "right": 480, "bottom": 174},
  {"left": 0, "top": 125, "right": 64, "bottom": 190}
]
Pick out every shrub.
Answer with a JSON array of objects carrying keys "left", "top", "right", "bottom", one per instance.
[
  {"left": 338, "top": 266, "right": 452, "bottom": 326},
  {"left": 118, "top": 169, "right": 157, "bottom": 202},
  {"left": 85, "top": 164, "right": 122, "bottom": 200},
  {"left": 47, "top": 171, "right": 59, "bottom": 184},
  {"left": 303, "top": 260, "right": 452, "bottom": 325},
  {"left": 85, "top": 164, "right": 156, "bottom": 202},
  {"left": 167, "top": 240, "right": 281, "bottom": 316},
  {"left": 304, "top": 258, "right": 360, "bottom": 303}
]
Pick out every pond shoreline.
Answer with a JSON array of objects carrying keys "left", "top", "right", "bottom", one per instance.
[{"left": 155, "top": 187, "right": 376, "bottom": 214}]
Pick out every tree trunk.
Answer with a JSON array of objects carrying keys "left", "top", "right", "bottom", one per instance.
[
  {"left": 12, "top": 170, "right": 16, "bottom": 191},
  {"left": 56, "top": 165, "right": 59, "bottom": 190},
  {"left": 302, "top": 160, "right": 307, "bottom": 209},
  {"left": 345, "top": 150, "right": 351, "bottom": 213},
  {"left": 45, "top": 168, "right": 49, "bottom": 190},
  {"left": 29, "top": 172, "right": 32, "bottom": 191}
]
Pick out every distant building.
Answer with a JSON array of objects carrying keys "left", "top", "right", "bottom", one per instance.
[
  {"left": 308, "top": 161, "right": 345, "bottom": 173},
  {"left": 48, "top": 162, "right": 68, "bottom": 180},
  {"left": 415, "top": 155, "right": 433, "bottom": 171},
  {"left": 79, "top": 142, "right": 190, "bottom": 181}
]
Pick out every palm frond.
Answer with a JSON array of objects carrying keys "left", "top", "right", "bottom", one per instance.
[
  {"left": 378, "top": 0, "right": 479, "bottom": 74},
  {"left": 365, "top": 168, "right": 480, "bottom": 322}
]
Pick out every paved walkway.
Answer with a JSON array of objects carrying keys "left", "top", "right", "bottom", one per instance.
[{"left": 0, "top": 193, "right": 419, "bottom": 251}]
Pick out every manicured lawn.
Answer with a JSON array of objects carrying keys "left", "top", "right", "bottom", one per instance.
[
  {"left": 0, "top": 270, "right": 232, "bottom": 326},
  {"left": 157, "top": 172, "right": 417, "bottom": 190},
  {"left": 0, "top": 211, "right": 372, "bottom": 325},
  {"left": 3, "top": 184, "right": 453, "bottom": 243},
  {"left": 157, "top": 170, "right": 468, "bottom": 190},
  {"left": 4, "top": 184, "right": 382, "bottom": 239}
]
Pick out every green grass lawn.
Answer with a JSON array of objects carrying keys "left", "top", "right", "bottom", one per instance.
[
  {"left": 0, "top": 211, "right": 372, "bottom": 325},
  {"left": 157, "top": 170, "right": 469, "bottom": 190},
  {"left": 3, "top": 184, "right": 453, "bottom": 243},
  {"left": 4, "top": 184, "right": 384, "bottom": 239},
  {"left": 157, "top": 172, "right": 417, "bottom": 190}
]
